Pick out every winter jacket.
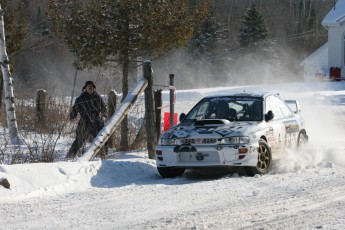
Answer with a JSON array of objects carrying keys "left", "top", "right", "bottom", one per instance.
[{"left": 70, "top": 91, "right": 107, "bottom": 123}]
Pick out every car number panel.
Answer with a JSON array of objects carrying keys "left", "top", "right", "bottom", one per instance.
[{"left": 179, "top": 151, "right": 220, "bottom": 163}]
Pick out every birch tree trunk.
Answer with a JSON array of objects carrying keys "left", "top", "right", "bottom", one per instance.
[{"left": 0, "top": 5, "right": 22, "bottom": 145}]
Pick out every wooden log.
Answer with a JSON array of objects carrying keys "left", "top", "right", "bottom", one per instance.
[{"left": 78, "top": 76, "right": 148, "bottom": 161}]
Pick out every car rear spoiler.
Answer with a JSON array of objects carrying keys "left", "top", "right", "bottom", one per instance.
[{"left": 285, "top": 100, "right": 301, "bottom": 114}]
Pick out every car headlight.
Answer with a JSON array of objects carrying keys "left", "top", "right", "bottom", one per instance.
[
  {"left": 159, "top": 138, "right": 177, "bottom": 146},
  {"left": 220, "top": 136, "right": 250, "bottom": 144}
]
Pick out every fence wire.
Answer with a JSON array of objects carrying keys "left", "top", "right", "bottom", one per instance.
[{"left": 0, "top": 92, "right": 148, "bottom": 164}]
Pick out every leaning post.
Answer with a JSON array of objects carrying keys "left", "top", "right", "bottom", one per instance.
[{"left": 144, "top": 60, "right": 156, "bottom": 159}]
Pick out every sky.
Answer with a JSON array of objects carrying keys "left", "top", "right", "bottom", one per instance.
[{"left": 1, "top": 81, "right": 345, "bottom": 229}]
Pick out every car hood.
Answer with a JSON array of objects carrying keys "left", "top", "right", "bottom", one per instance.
[{"left": 161, "top": 119, "right": 263, "bottom": 139}]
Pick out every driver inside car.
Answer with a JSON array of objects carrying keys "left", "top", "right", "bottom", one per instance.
[
  {"left": 241, "top": 101, "right": 262, "bottom": 120},
  {"left": 215, "top": 101, "right": 231, "bottom": 120},
  {"left": 214, "top": 101, "right": 238, "bottom": 121}
]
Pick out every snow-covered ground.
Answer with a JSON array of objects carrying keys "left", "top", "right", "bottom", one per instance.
[{"left": 1, "top": 81, "right": 345, "bottom": 229}]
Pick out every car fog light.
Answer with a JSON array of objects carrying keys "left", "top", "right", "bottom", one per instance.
[{"left": 238, "top": 148, "right": 248, "bottom": 153}]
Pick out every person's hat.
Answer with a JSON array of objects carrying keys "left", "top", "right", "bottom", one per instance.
[{"left": 84, "top": 81, "right": 96, "bottom": 89}]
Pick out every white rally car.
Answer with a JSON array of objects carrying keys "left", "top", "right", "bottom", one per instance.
[{"left": 155, "top": 92, "right": 308, "bottom": 178}]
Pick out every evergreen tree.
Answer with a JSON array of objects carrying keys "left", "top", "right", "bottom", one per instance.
[
  {"left": 48, "top": 0, "right": 210, "bottom": 150},
  {"left": 238, "top": 3, "right": 268, "bottom": 47},
  {"left": 188, "top": 13, "right": 232, "bottom": 82},
  {"left": 190, "top": 13, "right": 230, "bottom": 59}
]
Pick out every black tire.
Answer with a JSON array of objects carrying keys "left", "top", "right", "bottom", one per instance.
[
  {"left": 157, "top": 167, "right": 185, "bottom": 178},
  {"left": 245, "top": 139, "right": 272, "bottom": 176},
  {"left": 297, "top": 132, "right": 308, "bottom": 148}
]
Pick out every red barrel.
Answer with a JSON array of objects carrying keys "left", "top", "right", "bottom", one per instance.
[{"left": 330, "top": 67, "right": 341, "bottom": 81}]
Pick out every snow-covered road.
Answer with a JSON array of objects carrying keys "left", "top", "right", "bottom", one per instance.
[
  {"left": 2, "top": 81, "right": 345, "bottom": 229},
  {"left": 1, "top": 157, "right": 345, "bottom": 229}
]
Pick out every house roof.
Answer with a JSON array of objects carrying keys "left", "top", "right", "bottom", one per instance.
[
  {"left": 301, "top": 42, "right": 328, "bottom": 66},
  {"left": 322, "top": 0, "right": 345, "bottom": 27}
]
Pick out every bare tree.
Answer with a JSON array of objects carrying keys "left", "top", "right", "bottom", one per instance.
[{"left": 0, "top": 4, "right": 22, "bottom": 144}]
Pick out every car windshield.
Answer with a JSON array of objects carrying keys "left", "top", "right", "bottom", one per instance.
[{"left": 184, "top": 96, "right": 263, "bottom": 122}]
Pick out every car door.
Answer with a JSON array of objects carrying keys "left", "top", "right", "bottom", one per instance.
[
  {"left": 274, "top": 96, "right": 300, "bottom": 148},
  {"left": 265, "top": 95, "right": 286, "bottom": 153}
]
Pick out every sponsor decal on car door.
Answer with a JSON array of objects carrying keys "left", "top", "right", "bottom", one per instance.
[
  {"left": 267, "top": 120, "right": 285, "bottom": 151},
  {"left": 283, "top": 120, "right": 300, "bottom": 148}
]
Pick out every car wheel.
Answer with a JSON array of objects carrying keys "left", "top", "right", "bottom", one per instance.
[
  {"left": 245, "top": 139, "right": 272, "bottom": 176},
  {"left": 297, "top": 132, "right": 308, "bottom": 147},
  {"left": 157, "top": 167, "right": 185, "bottom": 178}
]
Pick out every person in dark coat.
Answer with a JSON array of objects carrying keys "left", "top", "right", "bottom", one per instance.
[{"left": 66, "top": 81, "right": 108, "bottom": 160}]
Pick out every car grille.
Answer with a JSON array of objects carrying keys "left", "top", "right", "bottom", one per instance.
[{"left": 180, "top": 138, "right": 218, "bottom": 145}]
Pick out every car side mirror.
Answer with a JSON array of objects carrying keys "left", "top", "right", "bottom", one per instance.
[
  {"left": 285, "top": 100, "right": 301, "bottom": 114},
  {"left": 179, "top": 113, "right": 186, "bottom": 122},
  {"left": 265, "top": 110, "right": 274, "bottom": 122}
]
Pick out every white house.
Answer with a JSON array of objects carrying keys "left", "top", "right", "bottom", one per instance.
[{"left": 303, "top": 0, "right": 345, "bottom": 81}]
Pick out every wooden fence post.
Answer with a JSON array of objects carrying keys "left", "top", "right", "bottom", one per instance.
[
  {"left": 154, "top": 89, "right": 162, "bottom": 142},
  {"left": 107, "top": 90, "right": 117, "bottom": 148},
  {"left": 36, "top": 89, "right": 47, "bottom": 124},
  {"left": 169, "top": 74, "right": 175, "bottom": 129},
  {"left": 144, "top": 60, "right": 156, "bottom": 159}
]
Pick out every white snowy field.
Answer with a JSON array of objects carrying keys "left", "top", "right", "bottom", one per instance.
[{"left": 1, "top": 81, "right": 345, "bottom": 229}]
